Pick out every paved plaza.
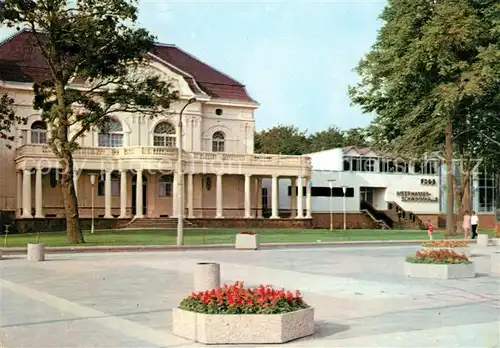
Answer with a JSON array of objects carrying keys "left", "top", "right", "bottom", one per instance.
[{"left": 1, "top": 244, "right": 499, "bottom": 347}]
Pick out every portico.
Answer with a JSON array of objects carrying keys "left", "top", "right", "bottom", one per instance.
[{"left": 14, "top": 145, "right": 312, "bottom": 220}]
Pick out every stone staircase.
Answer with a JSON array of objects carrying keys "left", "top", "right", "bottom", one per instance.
[
  {"left": 119, "top": 217, "right": 198, "bottom": 229},
  {"left": 386, "top": 201, "right": 425, "bottom": 230},
  {"left": 360, "top": 200, "right": 393, "bottom": 229}
]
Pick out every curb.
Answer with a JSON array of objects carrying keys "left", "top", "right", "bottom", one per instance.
[{"left": 0, "top": 239, "right": 482, "bottom": 255}]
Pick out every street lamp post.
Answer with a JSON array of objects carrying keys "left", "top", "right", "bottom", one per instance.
[
  {"left": 177, "top": 97, "right": 197, "bottom": 246},
  {"left": 342, "top": 186, "right": 347, "bottom": 230},
  {"left": 90, "top": 174, "right": 96, "bottom": 234},
  {"left": 327, "top": 179, "right": 336, "bottom": 231}
]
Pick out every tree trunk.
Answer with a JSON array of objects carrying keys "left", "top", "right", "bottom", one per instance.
[
  {"left": 445, "top": 119, "right": 454, "bottom": 237},
  {"left": 454, "top": 172, "right": 470, "bottom": 236},
  {"left": 60, "top": 149, "right": 85, "bottom": 244}
]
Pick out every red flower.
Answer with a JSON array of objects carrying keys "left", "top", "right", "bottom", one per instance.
[{"left": 239, "top": 231, "right": 257, "bottom": 235}]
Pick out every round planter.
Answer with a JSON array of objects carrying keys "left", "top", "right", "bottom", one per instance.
[
  {"left": 193, "top": 262, "right": 220, "bottom": 292},
  {"left": 27, "top": 243, "right": 45, "bottom": 262}
]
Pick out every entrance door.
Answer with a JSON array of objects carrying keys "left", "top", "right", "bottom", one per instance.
[
  {"left": 360, "top": 187, "right": 374, "bottom": 205},
  {"left": 131, "top": 174, "right": 147, "bottom": 216}
]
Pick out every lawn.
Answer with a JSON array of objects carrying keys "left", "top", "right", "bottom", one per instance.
[{"left": 3, "top": 228, "right": 495, "bottom": 248}]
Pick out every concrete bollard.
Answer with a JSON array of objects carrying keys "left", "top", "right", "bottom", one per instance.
[
  {"left": 477, "top": 234, "right": 489, "bottom": 247},
  {"left": 193, "top": 262, "right": 220, "bottom": 292},
  {"left": 27, "top": 243, "right": 45, "bottom": 262},
  {"left": 491, "top": 253, "right": 500, "bottom": 274},
  {"left": 0, "top": 249, "right": 3, "bottom": 260}
]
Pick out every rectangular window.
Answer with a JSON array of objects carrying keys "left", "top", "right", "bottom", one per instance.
[
  {"left": 287, "top": 186, "right": 354, "bottom": 197},
  {"left": 158, "top": 182, "right": 172, "bottom": 197},
  {"left": 98, "top": 134, "right": 123, "bottom": 147}
]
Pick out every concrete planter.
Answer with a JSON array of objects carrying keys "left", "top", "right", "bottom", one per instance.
[
  {"left": 421, "top": 246, "right": 471, "bottom": 257},
  {"left": 26, "top": 243, "right": 45, "bottom": 262},
  {"left": 0, "top": 249, "right": 3, "bottom": 260},
  {"left": 235, "top": 233, "right": 260, "bottom": 250},
  {"left": 404, "top": 261, "right": 475, "bottom": 279},
  {"left": 477, "top": 234, "right": 489, "bottom": 247},
  {"left": 491, "top": 238, "right": 500, "bottom": 246},
  {"left": 172, "top": 307, "right": 314, "bottom": 344},
  {"left": 491, "top": 253, "right": 500, "bottom": 275}
]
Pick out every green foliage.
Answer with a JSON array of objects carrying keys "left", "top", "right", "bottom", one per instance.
[
  {"left": 254, "top": 124, "right": 371, "bottom": 155},
  {"left": 349, "top": 0, "right": 500, "bottom": 158},
  {"left": 0, "top": 93, "right": 27, "bottom": 148}
]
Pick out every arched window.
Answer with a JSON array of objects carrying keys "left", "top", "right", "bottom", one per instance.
[
  {"left": 31, "top": 121, "right": 47, "bottom": 144},
  {"left": 153, "top": 122, "right": 176, "bottom": 147},
  {"left": 158, "top": 174, "right": 173, "bottom": 197},
  {"left": 212, "top": 131, "right": 225, "bottom": 152},
  {"left": 98, "top": 119, "right": 123, "bottom": 147}
]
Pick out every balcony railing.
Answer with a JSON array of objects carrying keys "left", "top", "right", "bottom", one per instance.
[{"left": 15, "top": 144, "right": 311, "bottom": 167}]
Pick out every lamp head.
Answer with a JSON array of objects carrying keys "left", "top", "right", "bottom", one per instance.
[{"left": 188, "top": 97, "right": 196, "bottom": 104}]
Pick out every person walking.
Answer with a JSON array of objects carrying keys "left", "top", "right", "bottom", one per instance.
[
  {"left": 462, "top": 210, "right": 471, "bottom": 240},
  {"left": 470, "top": 211, "right": 479, "bottom": 239},
  {"left": 427, "top": 220, "right": 434, "bottom": 240}
]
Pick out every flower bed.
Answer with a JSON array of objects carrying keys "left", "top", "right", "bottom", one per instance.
[
  {"left": 421, "top": 240, "right": 471, "bottom": 256},
  {"left": 421, "top": 240, "right": 468, "bottom": 248},
  {"left": 172, "top": 281, "right": 315, "bottom": 344},
  {"left": 404, "top": 249, "right": 475, "bottom": 279},
  {"left": 235, "top": 231, "right": 259, "bottom": 250}
]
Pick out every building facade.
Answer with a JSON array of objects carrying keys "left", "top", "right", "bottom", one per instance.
[
  {"left": 263, "top": 146, "right": 498, "bottom": 229},
  {"left": 0, "top": 31, "right": 312, "bottom": 230}
]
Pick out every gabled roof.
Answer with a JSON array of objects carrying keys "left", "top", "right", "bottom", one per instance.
[
  {"left": 0, "top": 30, "right": 256, "bottom": 103},
  {"left": 342, "top": 146, "right": 380, "bottom": 156}
]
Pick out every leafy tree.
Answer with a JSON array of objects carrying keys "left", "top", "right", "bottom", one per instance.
[
  {"left": 349, "top": 0, "right": 500, "bottom": 236},
  {"left": 1, "top": 0, "right": 179, "bottom": 243},
  {"left": 0, "top": 93, "right": 26, "bottom": 148},
  {"left": 342, "top": 127, "right": 370, "bottom": 148},
  {"left": 254, "top": 125, "right": 309, "bottom": 155},
  {"left": 307, "top": 126, "right": 344, "bottom": 153}
]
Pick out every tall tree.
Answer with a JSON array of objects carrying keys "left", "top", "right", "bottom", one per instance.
[
  {"left": 307, "top": 126, "right": 344, "bottom": 153},
  {"left": 342, "top": 127, "right": 370, "bottom": 148},
  {"left": 349, "top": 0, "right": 500, "bottom": 236},
  {"left": 0, "top": 93, "right": 26, "bottom": 148},
  {"left": 254, "top": 125, "right": 309, "bottom": 155},
  {"left": 1, "top": 0, "right": 179, "bottom": 243}
]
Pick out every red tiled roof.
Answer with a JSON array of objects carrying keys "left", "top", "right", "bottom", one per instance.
[{"left": 0, "top": 30, "right": 256, "bottom": 103}]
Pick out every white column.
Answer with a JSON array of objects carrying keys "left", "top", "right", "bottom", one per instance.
[
  {"left": 119, "top": 170, "right": 128, "bottom": 218},
  {"left": 296, "top": 176, "right": 304, "bottom": 218},
  {"left": 305, "top": 177, "right": 312, "bottom": 218},
  {"left": 73, "top": 171, "right": 79, "bottom": 197},
  {"left": 16, "top": 170, "right": 22, "bottom": 217},
  {"left": 187, "top": 173, "right": 194, "bottom": 218},
  {"left": 290, "top": 178, "right": 297, "bottom": 218},
  {"left": 244, "top": 174, "right": 252, "bottom": 218},
  {"left": 172, "top": 173, "right": 178, "bottom": 218},
  {"left": 35, "top": 167, "right": 43, "bottom": 218},
  {"left": 216, "top": 173, "right": 223, "bottom": 218},
  {"left": 21, "top": 169, "right": 32, "bottom": 218},
  {"left": 135, "top": 170, "right": 144, "bottom": 218},
  {"left": 104, "top": 170, "right": 113, "bottom": 218},
  {"left": 271, "top": 175, "right": 279, "bottom": 219}
]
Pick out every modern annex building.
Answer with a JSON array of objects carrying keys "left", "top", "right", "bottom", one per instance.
[
  {"left": 262, "top": 146, "right": 499, "bottom": 230},
  {"left": 0, "top": 30, "right": 312, "bottom": 232}
]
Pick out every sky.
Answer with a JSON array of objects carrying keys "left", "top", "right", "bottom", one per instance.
[{"left": 0, "top": 0, "right": 386, "bottom": 132}]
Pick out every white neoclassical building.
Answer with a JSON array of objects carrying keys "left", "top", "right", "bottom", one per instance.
[{"left": 0, "top": 30, "right": 313, "bottom": 230}]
